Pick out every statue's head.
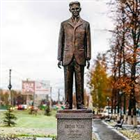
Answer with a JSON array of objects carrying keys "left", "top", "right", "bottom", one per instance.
[{"left": 69, "top": 1, "right": 81, "bottom": 17}]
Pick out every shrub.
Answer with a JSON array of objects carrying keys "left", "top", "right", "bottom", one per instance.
[{"left": 3, "top": 107, "right": 17, "bottom": 126}]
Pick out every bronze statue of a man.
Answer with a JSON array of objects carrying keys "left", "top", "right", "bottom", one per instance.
[{"left": 57, "top": 1, "right": 91, "bottom": 109}]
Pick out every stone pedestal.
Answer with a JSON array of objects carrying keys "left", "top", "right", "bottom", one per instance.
[{"left": 56, "top": 109, "right": 93, "bottom": 140}]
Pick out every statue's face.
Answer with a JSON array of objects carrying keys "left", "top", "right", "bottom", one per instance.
[{"left": 69, "top": 4, "right": 81, "bottom": 17}]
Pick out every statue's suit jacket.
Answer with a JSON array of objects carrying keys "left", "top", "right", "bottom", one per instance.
[{"left": 58, "top": 18, "right": 91, "bottom": 66}]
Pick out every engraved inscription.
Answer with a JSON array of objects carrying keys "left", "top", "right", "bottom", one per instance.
[
  {"left": 65, "top": 124, "right": 84, "bottom": 129},
  {"left": 76, "top": 124, "right": 84, "bottom": 128},
  {"left": 65, "top": 124, "right": 85, "bottom": 138},
  {"left": 65, "top": 124, "right": 75, "bottom": 128}
]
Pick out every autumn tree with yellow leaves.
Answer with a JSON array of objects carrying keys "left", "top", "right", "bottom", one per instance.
[
  {"left": 108, "top": 0, "right": 140, "bottom": 126},
  {"left": 88, "top": 53, "right": 112, "bottom": 110}
]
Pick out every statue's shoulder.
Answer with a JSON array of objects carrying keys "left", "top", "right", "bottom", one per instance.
[
  {"left": 61, "top": 19, "right": 70, "bottom": 25},
  {"left": 81, "top": 18, "right": 90, "bottom": 25}
]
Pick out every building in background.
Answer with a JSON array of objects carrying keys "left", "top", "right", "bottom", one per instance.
[
  {"left": 22, "top": 81, "right": 35, "bottom": 106},
  {"left": 34, "top": 80, "right": 50, "bottom": 106},
  {"left": 22, "top": 80, "right": 50, "bottom": 106}
]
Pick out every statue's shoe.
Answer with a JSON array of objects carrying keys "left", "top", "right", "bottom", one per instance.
[
  {"left": 65, "top": 104, "right": 72, "bottom": 109},
  {"left": 77, "top": 104, "right": 87, "bottom": 109}
]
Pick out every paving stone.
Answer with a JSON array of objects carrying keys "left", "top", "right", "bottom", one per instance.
[{"left": 93, "top": 119, "right": 127, "bottom": 140}]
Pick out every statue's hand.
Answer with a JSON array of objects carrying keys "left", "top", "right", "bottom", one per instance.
[
  {"left": 86, "top": 60, "right": 90, "bottom": 69},
  {"left": 58, "top": 61, "right": 62, "bottom": 69}
]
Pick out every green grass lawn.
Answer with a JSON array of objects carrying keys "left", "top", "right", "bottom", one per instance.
[
  {"left": 0, "top": 109, "right": 57, "bottom": 137},
  {"left": 0, "top": 109, "right": 57, "bottom": 129},
  {"left": 16, "top": 110, "right": 56, "bottom": 129}
]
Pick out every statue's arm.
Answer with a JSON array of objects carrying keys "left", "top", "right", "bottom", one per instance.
[
  {"left": 86, "top": 60, "right": 90, "bottom": 69},
  {"left": 57, "top": 23, "right": 64, "bottom": 69},
  {"left": 86, "top": 23, "right": 91, "bottom": 69}
]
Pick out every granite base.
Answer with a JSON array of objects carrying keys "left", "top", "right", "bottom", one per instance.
[{"left": 56, "top": 109, "right": 93, "bottom": 140}]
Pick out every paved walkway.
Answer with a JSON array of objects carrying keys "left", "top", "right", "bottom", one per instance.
[{"left": 93, "top": 119, "right": 128, "bottom": 140}]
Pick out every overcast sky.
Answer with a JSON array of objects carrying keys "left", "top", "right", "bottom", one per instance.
[{"left": 0, "top": 0, "right": 114, "bottom": 99}]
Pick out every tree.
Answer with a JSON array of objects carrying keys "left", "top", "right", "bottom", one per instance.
[
  {"left": 3, "top": 107, "right": 17, "bottom": 126},
  {"left": 88, "top": 53, "right": 112, "bottom": 110},
  {"left": 45, "top": 101, "right": 51, "bottom": 116},
  {"left": 108, "top": 0, "right": 140, "bottom": 126}
]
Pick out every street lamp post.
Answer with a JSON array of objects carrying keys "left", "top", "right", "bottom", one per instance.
[
  {"left": 50, "top": 87, "right": 52, "bottom": 108},
  {"left": 119, "top": 91, "right": 122, "bottom": 116},
  {"left": 123, "top": 93, "right": 126, "bottom": 115},
  {"left": 107, "top": 97, "right": 110, "bottom": 115},
  {"left": 8, "top": 69, "right": 12, "bottom": 106},
  {"left": 58, "top": 89, "right": 60, "bottom": 105}
]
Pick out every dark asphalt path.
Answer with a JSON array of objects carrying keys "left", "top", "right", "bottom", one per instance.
[{"left": 93, "top": 119, "right": 128, "bottom": 140}]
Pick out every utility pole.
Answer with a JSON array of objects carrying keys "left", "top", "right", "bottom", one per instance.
[
  {"left": 107, "top": 97, "right": 110, "bottom": 115},
  {"left": 8, "top": 69, "right": 12, "bottom": 106},
  {"left": 50, "top": 87, "right": 52, "bottom": 108},
  {"left": 58, "top": 89, "right": 60, "bottom": 105}
]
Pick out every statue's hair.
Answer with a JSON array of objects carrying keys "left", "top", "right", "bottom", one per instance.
[{"left": 69, "top": 1, "right": 80, "bottom": 7}]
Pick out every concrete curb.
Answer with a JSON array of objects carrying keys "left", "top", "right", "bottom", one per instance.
[
  {"left": 92, "top": 119, "right": 102, "bottom": 140},
  {"left": 94, "top": 132, "right": 101, "bottom": 140},
  {"left": 103, "top": 121, "right": 130, "bottom": 140}
]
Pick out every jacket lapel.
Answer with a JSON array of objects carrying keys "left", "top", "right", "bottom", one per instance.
[
  {"left": 68, "top": 18, "right": 75, "bottom": 28},
  {"left": 68, "top": 18, "right": 83, "bottom": 29},
  {"left": 75, "top": 18, "right": 83, "bottom": 29}
]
